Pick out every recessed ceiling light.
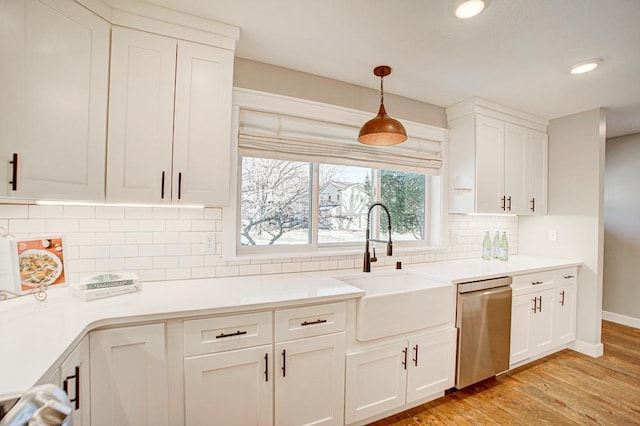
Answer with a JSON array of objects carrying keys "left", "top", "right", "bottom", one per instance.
[
  {"left": 570, "top": 59, "right": 603, "bottom": 74},
  {"left": 455, "top": 0, "right": 486, "bottom": 19}
]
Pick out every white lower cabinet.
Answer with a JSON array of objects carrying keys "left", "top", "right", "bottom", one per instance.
[
  {"left": 345, "top": 328, "right": 456, "bottom": 425},
  {"left": 275, "top": 333, "right": 346, "bottom": 426},
  {"left": 510, "top": 267, "right": 578, "bottom": 366},
  {"left": 39, "top": 336, "right": 91, "bottom": 426},
  {"left": 90, "top": 323, "right": 170, "bottom": 426},
  {"left": 556, "top": 284, "right": 577, "bottom": 344},
  {"left": 184, "top": 345, "right": 273, "bottom": 426}
]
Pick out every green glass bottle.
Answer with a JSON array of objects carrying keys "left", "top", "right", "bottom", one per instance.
[{"left": 482, "top": 231, "right": 492, "bottom": 260}]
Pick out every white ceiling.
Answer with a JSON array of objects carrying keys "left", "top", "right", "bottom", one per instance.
[{"left": 146, "top": 0, "right": 640, "bottom": 138}]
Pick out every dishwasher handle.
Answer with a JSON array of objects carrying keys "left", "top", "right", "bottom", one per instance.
[{"left": 457, "top": 276, "right": 512, "bottom": 293}]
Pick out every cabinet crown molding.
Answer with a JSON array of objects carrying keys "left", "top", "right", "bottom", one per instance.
[
  {"left": 77, "top": 0, "right": 240, "bottom": 50},
  {"left": 446, "top": 97, "right": 548, "bottom": 132}
]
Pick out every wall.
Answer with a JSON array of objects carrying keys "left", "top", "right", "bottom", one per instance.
[
  {"left": 603, "top": 132, "right": 640, "bottom": 326},
  {"left": 0, "top": 204, "right": 517, "bottom": 284},
  {"left": 233, "top": 58, "right": 447, "bottom": 129},
  {"left": 519, "top": 108, "right": 606, "bottom": 356}
]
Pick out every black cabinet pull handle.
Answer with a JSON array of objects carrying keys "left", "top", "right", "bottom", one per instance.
[
  {"left": 501, "top": 196, "right": 506, "bottom": 211},
  {"left": 301, "top": 319, "right": 327, "bottom": 326},
  {"left": 532, "top": 281, "right": 544, "bottom": 285},
  {"left": 539, "top": 296, "right": 543, "bottom": 312},
  {"left": 9, "top": 153, "right": 18, "bottom": 191},
  {"left": 560, "top": 291, "right": 565, "bottom": 306},
  {"left": 161, "top": 171, "right": 166, "bottom": 199},
  {"left": 413, "top": 345, "right": 419, "bottom": 367},
  {"left": 281, "top": 349, "right": 286, "bottom": 377},
  {"left": 530, "top": 197, "right": 536, "bottom": 212},
  {"left": 178, "top": 172, "right": 183, "bottom": 200},
  {"left": 264, "top": 353, "right": 269, "bottom": 382},
  {"left": 507, "top": 196, "right": 512, "bottom": 211},
  {"left": 531, "top": 298, "right": 537, "bottom": 313},
  {"left": 62, "top": 366, "right": 80, "bottom": 410},
  {"left": 215, "top": 330, "right": 247, "bottom": 339},
  {"left": 563, "top": 275, "right": 574, "bottom": 279},
  {"left": 402, "top": 347, "right": 408, "bottom": 370}
]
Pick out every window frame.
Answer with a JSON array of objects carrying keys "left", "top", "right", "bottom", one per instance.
[{"left": 223, "top": 88, "right": 448, "bottom": 260}]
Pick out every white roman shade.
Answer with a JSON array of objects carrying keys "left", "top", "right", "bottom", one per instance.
[{"left": 238, "top": 109, "right": 443, "bottom": 175}]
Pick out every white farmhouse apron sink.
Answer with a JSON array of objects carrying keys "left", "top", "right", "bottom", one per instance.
[{"left": 336, "top": 271, "right": 455, "bottom": 341}]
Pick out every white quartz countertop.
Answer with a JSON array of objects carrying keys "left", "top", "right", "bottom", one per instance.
[{"left": 0, "top": 255, "right": 580, "bottom": 400}]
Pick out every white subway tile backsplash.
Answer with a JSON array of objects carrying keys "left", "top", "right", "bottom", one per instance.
[
  {"left": 79, "top": 219, "right": 110, "bottom": 233},
  {"left": 139, "top": 244, "right": 166, "bottom": 257},
  {"left": 0, "top": 205, "right": 29, "bottom": 218},
  {"left": 95, "top": 258, "right": 126, "bottom": 271},
  {"left": 153, "top": 256, "right": 180, "bottom": 269},
  {"left": 125, "top": 232, "right": 154, "bottom": 245},
  {"left": 29, "top": 205, "right": 64, "bottom": 219},
  {"left": 95, "top": 206, "right": 124, "bottom": 219},
  {"left": 0, "top": 203, "right": 519, "bottom": 285},
  {"left": 9, "top": 219, "right": 46, "bottom": 234},
  {"left": 125, "top": 257, "right": 153, "bottom": 270},
  {"left": 124, "top": 207, "right": 153, "bottom": 219},
  {"left": 192, "top": 267, "right": 216, "bottom": 279},
  {"left": 110, "top": 220, "right": 138, "bottom": 232},
  {"left": 179, "top": 208, "right": 205, "bottom": 219},
  {"left": 110, "top": 245, "right": 138, "bottom": 258},
  {"left": 153, "top": 231, "right": 179, "bottom": 244},
  {"left": 139, "top": 219, "right": 165, "bottom": 232},
  {"left": 63, "top": 206, "right": 96, "bottom": 219},
  {"left": 166, "top": 268, "right": 191, "bottom": 280},
  {"left": 180, "top": 255, "right": 204, "bottom": 268}
]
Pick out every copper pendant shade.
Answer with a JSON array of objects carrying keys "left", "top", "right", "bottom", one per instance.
[{"left": 358, "top": 65, "right": 407, "bottom": 146}]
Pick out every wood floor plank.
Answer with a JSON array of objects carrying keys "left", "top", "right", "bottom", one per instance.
[{"left": 370, "top": 321, "right": 640, "bottom": 426}]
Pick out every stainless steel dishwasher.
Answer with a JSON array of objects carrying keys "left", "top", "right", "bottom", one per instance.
[{"left": 455, "top": 276, "right": 512, "bottom": 389}]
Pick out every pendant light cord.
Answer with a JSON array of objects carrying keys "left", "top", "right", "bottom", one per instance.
[{"left": 380, "top": 75, "right": 385, "bottom": 106}]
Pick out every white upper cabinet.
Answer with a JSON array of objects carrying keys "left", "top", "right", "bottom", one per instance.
[
  {"left": 0, "top": 0, "right": 109, "bottom": 200},
  {"left": 106, "top": 26, "right": 234, "bottom": 205},
  {"left": 447, "top": 98, "right": 548, "bottom": 215}
]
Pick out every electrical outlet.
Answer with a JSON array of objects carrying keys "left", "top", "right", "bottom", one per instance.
[
  {"left": 450, "top": 230, "right": 460, "bottom": 244},
  {"left": 203, "top": 232, "right": 216, "bottom": 253},
  {"left": 548, "top": 229, "right": 557, "bottom": 241}
]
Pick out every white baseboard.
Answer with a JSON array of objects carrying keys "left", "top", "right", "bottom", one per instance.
[
  {"left": 569, "top": 340, "right": 604, "bottom": 357},
  {"left": 602, "top": 310, "right": 640, "bottom": 329}
]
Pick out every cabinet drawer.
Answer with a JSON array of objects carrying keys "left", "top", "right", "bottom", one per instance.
[
  {"left": 184, "top": 311, "right": 272, "bottom": 356},
  {"left": 275, "top": 302, "right": 345, "bottom": 342},
  {"left": 556, "top": 267, "right": 578, "bottom": 285},
  {"left": 511, "top": 270, "right": 557, "bottom": 294}
]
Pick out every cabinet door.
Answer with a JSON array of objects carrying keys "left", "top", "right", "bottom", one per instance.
[
  {"left": 504, "top": 123, "right": 528, "bottom": 214},
  {"left": 184, "top": 345, "right": 272, "bottom": 426},
  {"left": 555, "top": 284, "right": 577, "bottom": 344},
  {"left": 406, "top": 329, "right": 456, "bottom": 404},
  {"left": 90, "top": 323, "right": 169, "bottom": 426},
  {"left": 475, "top": 115, "right": 505, "bottom": 213},
  {"left": 61, "top": 336, "right": 90, "bottom": 426},
  {"left": 531, "top": 288, "right": 556, "bottom": 355},
  {"left": 106, "top": 26, "right": 177, "bottom": 203},
  {"left": 527, "top": 129, "right": 548, "bottom": 215},
  {"left": 0, "top": 0, "right": 109, "bottom": 200},
  {"left": 275, "top": 333, "right": 345, "bottom": 426},
  {"left": 345, "top": 341, "right": 407, "bottom": 425},
  {"left": 510, "top": 293, "right": 534, "bottom": 365},
  {"left": 172, "top": 41, "right": 234, "bottom": 205}
]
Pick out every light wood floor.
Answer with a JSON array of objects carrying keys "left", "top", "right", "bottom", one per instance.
[{"left": 371, "top": 321, "right": 640, "bottom": 425}]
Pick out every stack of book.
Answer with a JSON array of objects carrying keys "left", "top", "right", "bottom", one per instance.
[{"left": 69, "top": 272, "right": 140, "bottom": 301}]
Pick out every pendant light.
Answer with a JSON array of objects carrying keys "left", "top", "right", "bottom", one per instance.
[{"left": 358, "top": 65, "right": 407, "bottom": 146}]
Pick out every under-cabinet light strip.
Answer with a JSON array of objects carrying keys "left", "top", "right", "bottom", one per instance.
[{"left": 36, "top": 200, "right": 204, "bottom": 209}]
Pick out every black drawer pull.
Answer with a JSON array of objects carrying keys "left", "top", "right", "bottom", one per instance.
[
  {"left": 301, "top": 319, "right": 327, "bottom": 326},
  {"left": 532, "top": 281, "right": 544, "bottom": 285},
  {"left": 62, "top": 366, "right": 80, "bottom": 410},
  {"left": 413, "top": 345, "right": 419, "bottom": 367},
  {"left": 563, "top": 275, "right": 575, "bottom": 279},
  {"left": 282, "top": 349, "right": 286, "bottom": 377},
  {"left": 9, "top": 153, "right": 18, "bottom": 191},
  {"left": 264, "top": 353, "right": 269, "bottom": 382},
  {"left": 402, "top": 347, "right": 408, "bottom": 370},
  {"left": 215, "top": 330, "right": 248, "bottom": 339},
  {"left": 559, "top": 290, "right": 565, "bottom": 306}
]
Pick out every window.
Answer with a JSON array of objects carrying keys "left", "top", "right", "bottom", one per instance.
[
  {"left": 229, "top": 92, "right": 447, "bottom": 257},
  {"left": 239, "top": 158, "right": 432, "bottom": 252}
]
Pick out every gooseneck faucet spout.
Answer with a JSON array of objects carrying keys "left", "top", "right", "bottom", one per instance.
[{"left": 364, "top": 202, "right": 393, "bottom": 272}]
